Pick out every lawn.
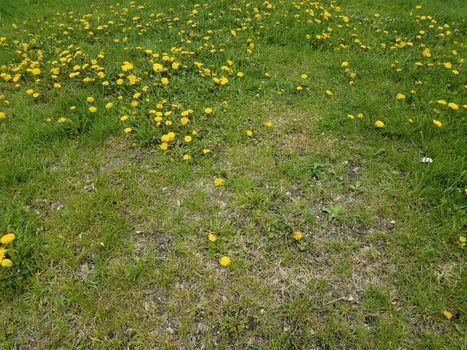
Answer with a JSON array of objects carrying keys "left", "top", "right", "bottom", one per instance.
[{"left": 0, "top": 0, "right": 465, "bottom": 348}]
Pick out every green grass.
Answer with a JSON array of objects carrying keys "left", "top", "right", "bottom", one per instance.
[{"left": 0, "top": 0, "right": 465, "bottom": 348}]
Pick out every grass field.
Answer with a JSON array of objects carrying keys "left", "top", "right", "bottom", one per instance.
[{"left": 0, "top": 0, "right": 466, "bottom": 348}]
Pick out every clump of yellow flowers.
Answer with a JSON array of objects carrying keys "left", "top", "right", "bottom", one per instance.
[{"left": 0, "top": 232, "right": 16, "bottom": 267}]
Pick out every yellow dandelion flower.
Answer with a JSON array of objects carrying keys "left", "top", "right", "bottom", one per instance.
[
  {"left": 167, "top": 132, "right": 176, "bottom": 141},
  {"left": 219, "top": 256, "right": 231, "bottom": 267},
  {"left": 204, "top": 108, "right": 213, "bottom": 114},
  {"left": 105, "top": 102, "right": 113, "bottom": 109},
  {"left": 395, "top": 93, "right": 406, "bottom": 100},
  {"left": 0, "top": 233, "right": 15, "bottom": 244},
  {"left": 432, "top": 119, "right": 442, "bottom": 127},
  {"left": 1, "top": 259, "right": 13, "bottom": 267},
  {"left": 293, "top": 231, "right": 303, "bottom": 240},
  {"left": 0, "top": 112, "right": 5, "bottom": 119},
  {"left": 121, "top": 61, "right": 133, "bottom": 72},
  {"left": 161, "top": 77, "right": 169, "bottom": 85},
  {"left": 246, "top": 130, "right": 253, "bottom": 137},
  {"left": 443, "top": 310, "right": 453, "bottom": 320},
  {"left": 219, "top": 76, "right": 229, "bottom": 85},
  {"left": 448, "top": 102, "right": 458, "bottom": 110},
  {"left": 325, "top": 90, "right": 333, "bottom": 96},
  {"left": 422, "top": 48, "right": 431, "bottom": 57},
  {"left": 213, "top": 177, "right": 225, "bottom": 186},
  {"left": 153, "top": 63, "right": 165, "bottom": 73},
  {"left": 374, "top": 120, "right": 385, "bottom": 128},
  {"left": 124, "top": 127, "right": 133, "bottom": 134},
  {"left": 208, "top": 233, "right": 217, "bottom": 242},
  {"left": 184, "top": 135, "right": 192, "bottom": 143},
  {"left": 89, "top": 106, "right": 97, "bottom": 113},
  {"left": 160, "top": 142, "right": 168, "bottom": 151},
  {"left": 127, "top": 74, "right": 138, "bottom": 85}
]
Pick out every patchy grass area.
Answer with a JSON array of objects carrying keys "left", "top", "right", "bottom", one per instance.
[{"left": 0, "top": 0, "right": 465, "bottom": 348}]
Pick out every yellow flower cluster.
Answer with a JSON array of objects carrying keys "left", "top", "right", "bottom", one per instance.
[
  {"left": 341, "top": 61, "right": 357, "bottom": 85},
  {"left": 207, "top": 233, "right": 231, "bottom": 267},
  {"left": 0, "top": 232, "right": 16, "bottom": 267},
  {"left": 0, "top": 0, "right": 463, "bottom": 145}
]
